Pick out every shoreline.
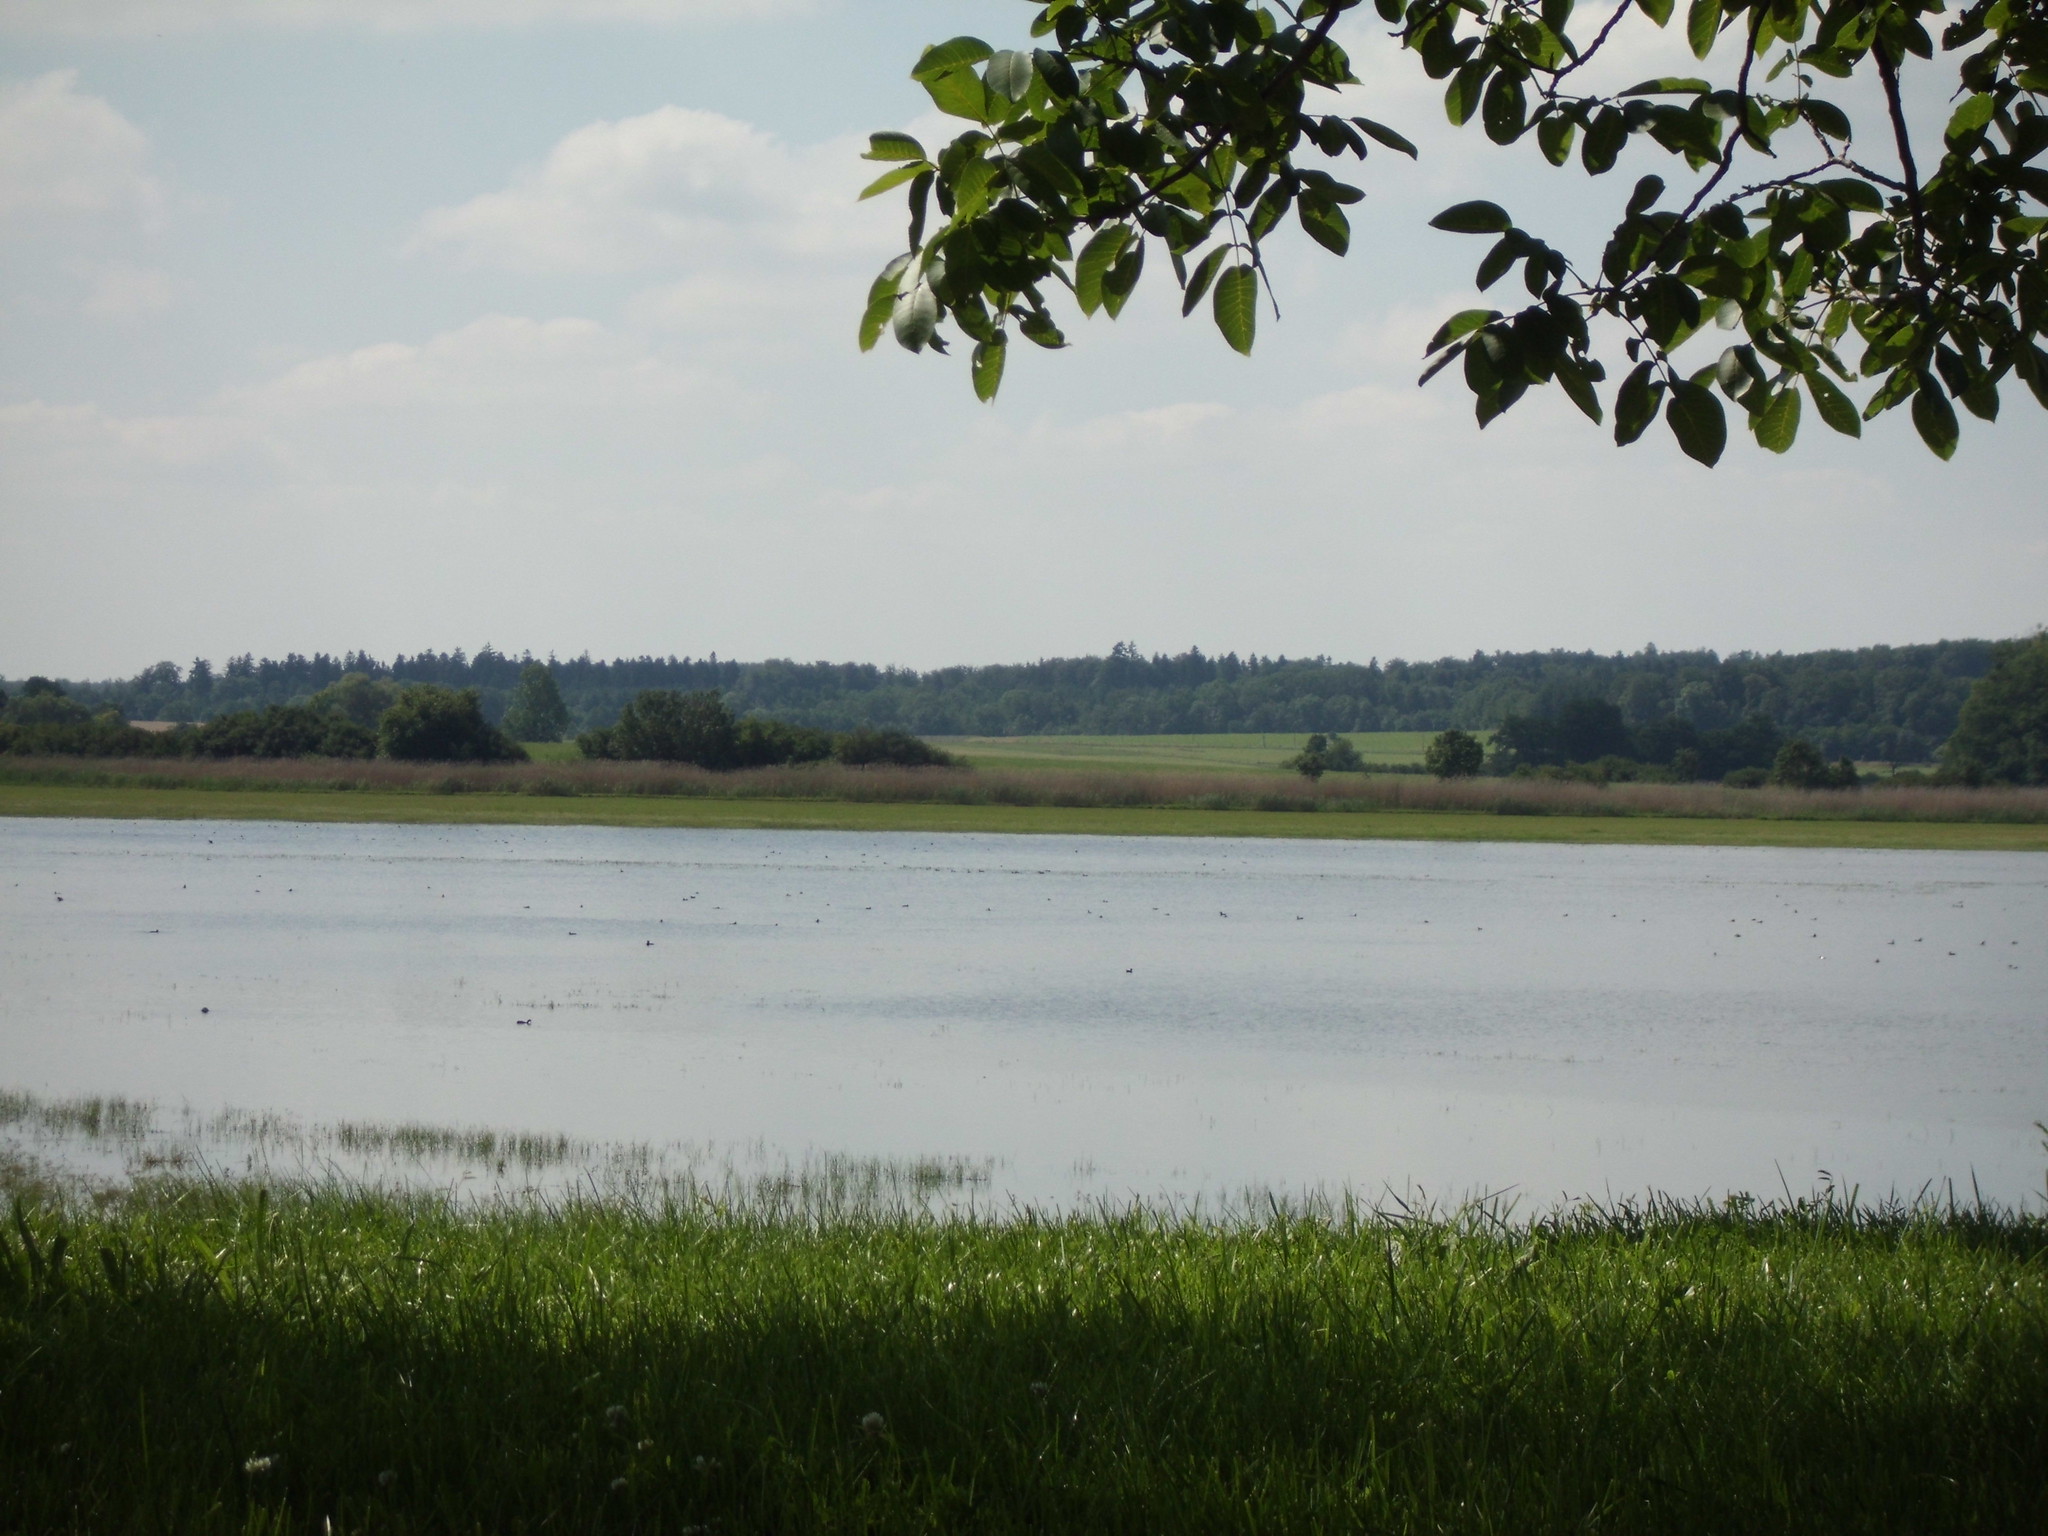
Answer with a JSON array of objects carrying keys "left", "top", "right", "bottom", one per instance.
[{"left": 3, "top": 782, "right": 2046, "bottom": 849}]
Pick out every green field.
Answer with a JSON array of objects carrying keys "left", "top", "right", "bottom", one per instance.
[
  {"left": 3, "top": 1175, "right": 2043, "bottom": 1533},
  {"left": 931, "top": 731, "right": 1447, "bottom": 773},
  {"left": 3, "top": 782, "right": 2046, "bottom": 850}
]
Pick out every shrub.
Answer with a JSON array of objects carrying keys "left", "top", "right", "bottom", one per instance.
[
  {"left": 195, "top": 705, "right": 376, "bottom": 760},
  {"left": 1424, "top": 729, "right": 1485, "bottom": 779},
  {"left": 377, "top": 686, "right": 526, "bottom": 763},
  {"left": 305, "top": 673, "right": 401, "bottom": 731},
  {"left": 583, "top": 690, "right": 739, "bottom": 766},
  {"left": 834, "top": 727, "right": 954, "bottom": 767},
  {"left": 736, "top": 716, "right": 834, "bottom": 767}
]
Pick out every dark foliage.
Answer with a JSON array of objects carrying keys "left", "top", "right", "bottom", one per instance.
[
  {"left": 501, "top": 663, "right": 571, "bottom": 744},
  {"left": 1285, "top": 732, "right": 1365, "bottom": 779},
  {"left": 1943, "top": 634, "right": 2048, "bottom": 784},
  {"left": 0, "top": 719, "right": 173, "bottom": 758},
  {"left": 377, "top": 687, "right": 526, "bottom": 764},
  {"left": 832, "top": 727, "right": 956, "bottom": 767},
  {"left": 735, "top": 716, "right": 836, "bottom": 768},
  {"left": 1495, "top": 698, "right": 1787, "bottom": 781},
  {"left": 13, "top": 636, "right": 2008, "bottom": 763},
  {"left": 582, "top": 690, "right": 740, "bottom": 767},
  {"left": 1425, "top": 728, "right": 1486, "bottom": 779},
  {"left": 193, "top": 706, "right": 376, "bottom": 761},
  {"left": 1770, "top": 739, "right": 1862, "bottom": 790}
]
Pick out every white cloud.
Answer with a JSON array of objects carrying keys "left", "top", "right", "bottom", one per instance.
[
  {"left": 0, "top": 71, "right": 163, "bottom": 230},
  {"left": 410, "top": 106, "right": 891, "bottom": 275},
  {"left": 0, "top": 0, "right": 815, "bottom": 36},
  {"left": 82, "top": 261, "right": 174, "bottom": 319}
]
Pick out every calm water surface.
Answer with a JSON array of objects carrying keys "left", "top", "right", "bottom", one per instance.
[{"left": 3, "top": 817, "right": 2043, "bottom": 1206}]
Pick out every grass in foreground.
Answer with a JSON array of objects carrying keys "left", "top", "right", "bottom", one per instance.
[{"left": 1, "top": 1178, "right": 2043, "bottom": 1534}]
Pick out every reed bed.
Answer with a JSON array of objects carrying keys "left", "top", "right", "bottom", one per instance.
[
  {"left": 1, "top": 1169, "right": 2044, "bottom": 1534},
  {"left": 4, "top": 754, "right": 2045, "bottom": 823}
]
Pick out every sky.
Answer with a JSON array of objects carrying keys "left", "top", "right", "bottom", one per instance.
[{"left": 1, "top": 0, "right": 2041, "bottom": 681}]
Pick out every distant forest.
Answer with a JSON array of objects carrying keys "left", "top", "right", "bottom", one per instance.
[{"left": 13, "top": 638, "right": 2007, "bottom": 763}]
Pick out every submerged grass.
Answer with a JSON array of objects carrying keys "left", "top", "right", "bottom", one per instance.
[{"left": 1, "top": 1173, "right": 2044, "bottom": 1534}]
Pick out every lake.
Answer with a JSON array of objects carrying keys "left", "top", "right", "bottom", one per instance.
[{"left": 2, "top": 817, "right": 2042, "bottom": 1209}]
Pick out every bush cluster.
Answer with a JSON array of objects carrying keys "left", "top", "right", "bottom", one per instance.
[
  {"left": 0, "top": 679, "right": 522, "bottom": 764},
  {"left": 577, "top": 691, "right": 953, "bottom": 769},
  {"left": 1465, "top": 699, "right": 1861, "bottom": 787}
]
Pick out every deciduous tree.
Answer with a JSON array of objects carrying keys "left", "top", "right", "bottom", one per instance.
[{"left": 862, "top": 0, "right": 2047, "bottom": 463}]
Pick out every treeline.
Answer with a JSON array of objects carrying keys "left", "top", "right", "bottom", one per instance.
[
  {"left": 12, "top": 637, "right": 2007, "bottom": 762},
  {"left": 0, "top": 675, "right": 954, "bottom": 772}
]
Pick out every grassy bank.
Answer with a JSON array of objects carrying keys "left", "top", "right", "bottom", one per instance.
[
  {"left": 2, "top": 760, "right": 2046, "bottom": 848},
  {"left": 2, "top": 1178, "right": 2043, "bottom": 1533},
  {"left": 5, "top": 781, "right": 2048, "bottom": 847}
]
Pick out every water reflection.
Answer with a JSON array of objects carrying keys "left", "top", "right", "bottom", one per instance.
[{"left": 2, "top": 818, "right": 2043, "bottom": 1207}]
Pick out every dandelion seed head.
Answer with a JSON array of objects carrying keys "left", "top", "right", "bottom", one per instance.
[
  {"left": 604, "top": 1404, "right": 628, "bottom": 1428},
  {"left": 861, "top": 1411, "right": 887, "bottom": 1438},
  {"left": 243, "top": 1455, "right": 276, "bottom": 1476},
  {"left": 611, "top": 1476, "right": 629, "bottom": 1492},
  {"left": 376, "top": 1469, "right": 397, "bottom": 1488}
]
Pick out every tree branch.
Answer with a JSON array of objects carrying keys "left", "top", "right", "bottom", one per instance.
[{"left": 1874, "top": 44, "right": 1930, "bottom": 281}]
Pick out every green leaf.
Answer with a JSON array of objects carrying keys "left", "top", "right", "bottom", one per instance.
[
  {"left": 1074, "top": 225, "right": 1133, "bottom": 316},
  {"left": 1482, "top": 72, "right": 1527, "bottom": 144},
  {"left": 1753, "top": 387, "right": 1800, "bottom": 452},
  {"left": 1946, "top": 92, "right": 1996, "bottom": 142},
  {"left": 1213, "top": 264, "right": 1258, "bottom": 356},
  {"left": 1299, "top": 200, "right": 1351, "bottom": 255},
  {"left": 971, "top": 334, "right": 1006, "bottom": 402},
  {"left": 1626, "top": 175, "right": 1665, "bottom": 215},
  {"left": 1445, "top": 62, "right": 1488, "bottom": 127},
  {"left": 923, "top": 68, "right": 992, "bottom": 121},
  {"left": 858, "top": 163, "right": 926, "bottom": 201},
  {"left": 1910, "top": 376, "right": 1959, "bottom": 459},
  {"left": 1804, "top": 371, "right": 1861, "bottom": 436},
  {"left": 858, "top": 255, "right": 911, "bottom": 352},
  {"left": 1813, "top": 178, "right": 1883, "bottom": 213},
  {"left": 984, "top": 49, "right": 1033, "bottom": 103},
  {"left": 1101, "top": 241, "right": 1145, "bottom": 319},
  {"left": 863, "top": 132, "right": 927, "bottom": 163},
  {"left": 950, "top": 156, "right": 1000, "bottom": 220},
  {"left": 1620, "top": 77, "right": 1711, "bottom": 95},
  {"left": 1352, "top": 117, "right": 1419, "bottom": 158},
  {"left": 1536, "top": 113, "right": 1576, "bottom": 166},
  {"left": 1555, "top": 357, "right": 1604, "bottom": 423},
  {"left": 1686, "top": 0, "right": 1722, "bottom": 59},
  {"left": 1614, "top": 361, "right": 1665, "bottom": 445},
  {"left": 891, "top": 280, "right": 940, "bottom": 353},
  {"left": 1430, "top": 201, "right": 1514, "bottom": 234},
  {"left": 912, "top": 37, "right": 994, "bottom": 81},
  {"left": 1181, "top": 246, "right": 1228, "bottom": 316},
  {"left": 1635, "top": 0, "right": 1675, "bottom": 25},
  {"left": 1582, "top": 107, "right": 1628, "bottom": 174},
  {"left": 1426, "top": 309, "right": 1501, "bottom": 352},
  {"left": 1802, "top": 98, "right": 1851, "bottom": 139},
  {"left": 1666, "top": 380, "right": 1727, "bottom": 465}
]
